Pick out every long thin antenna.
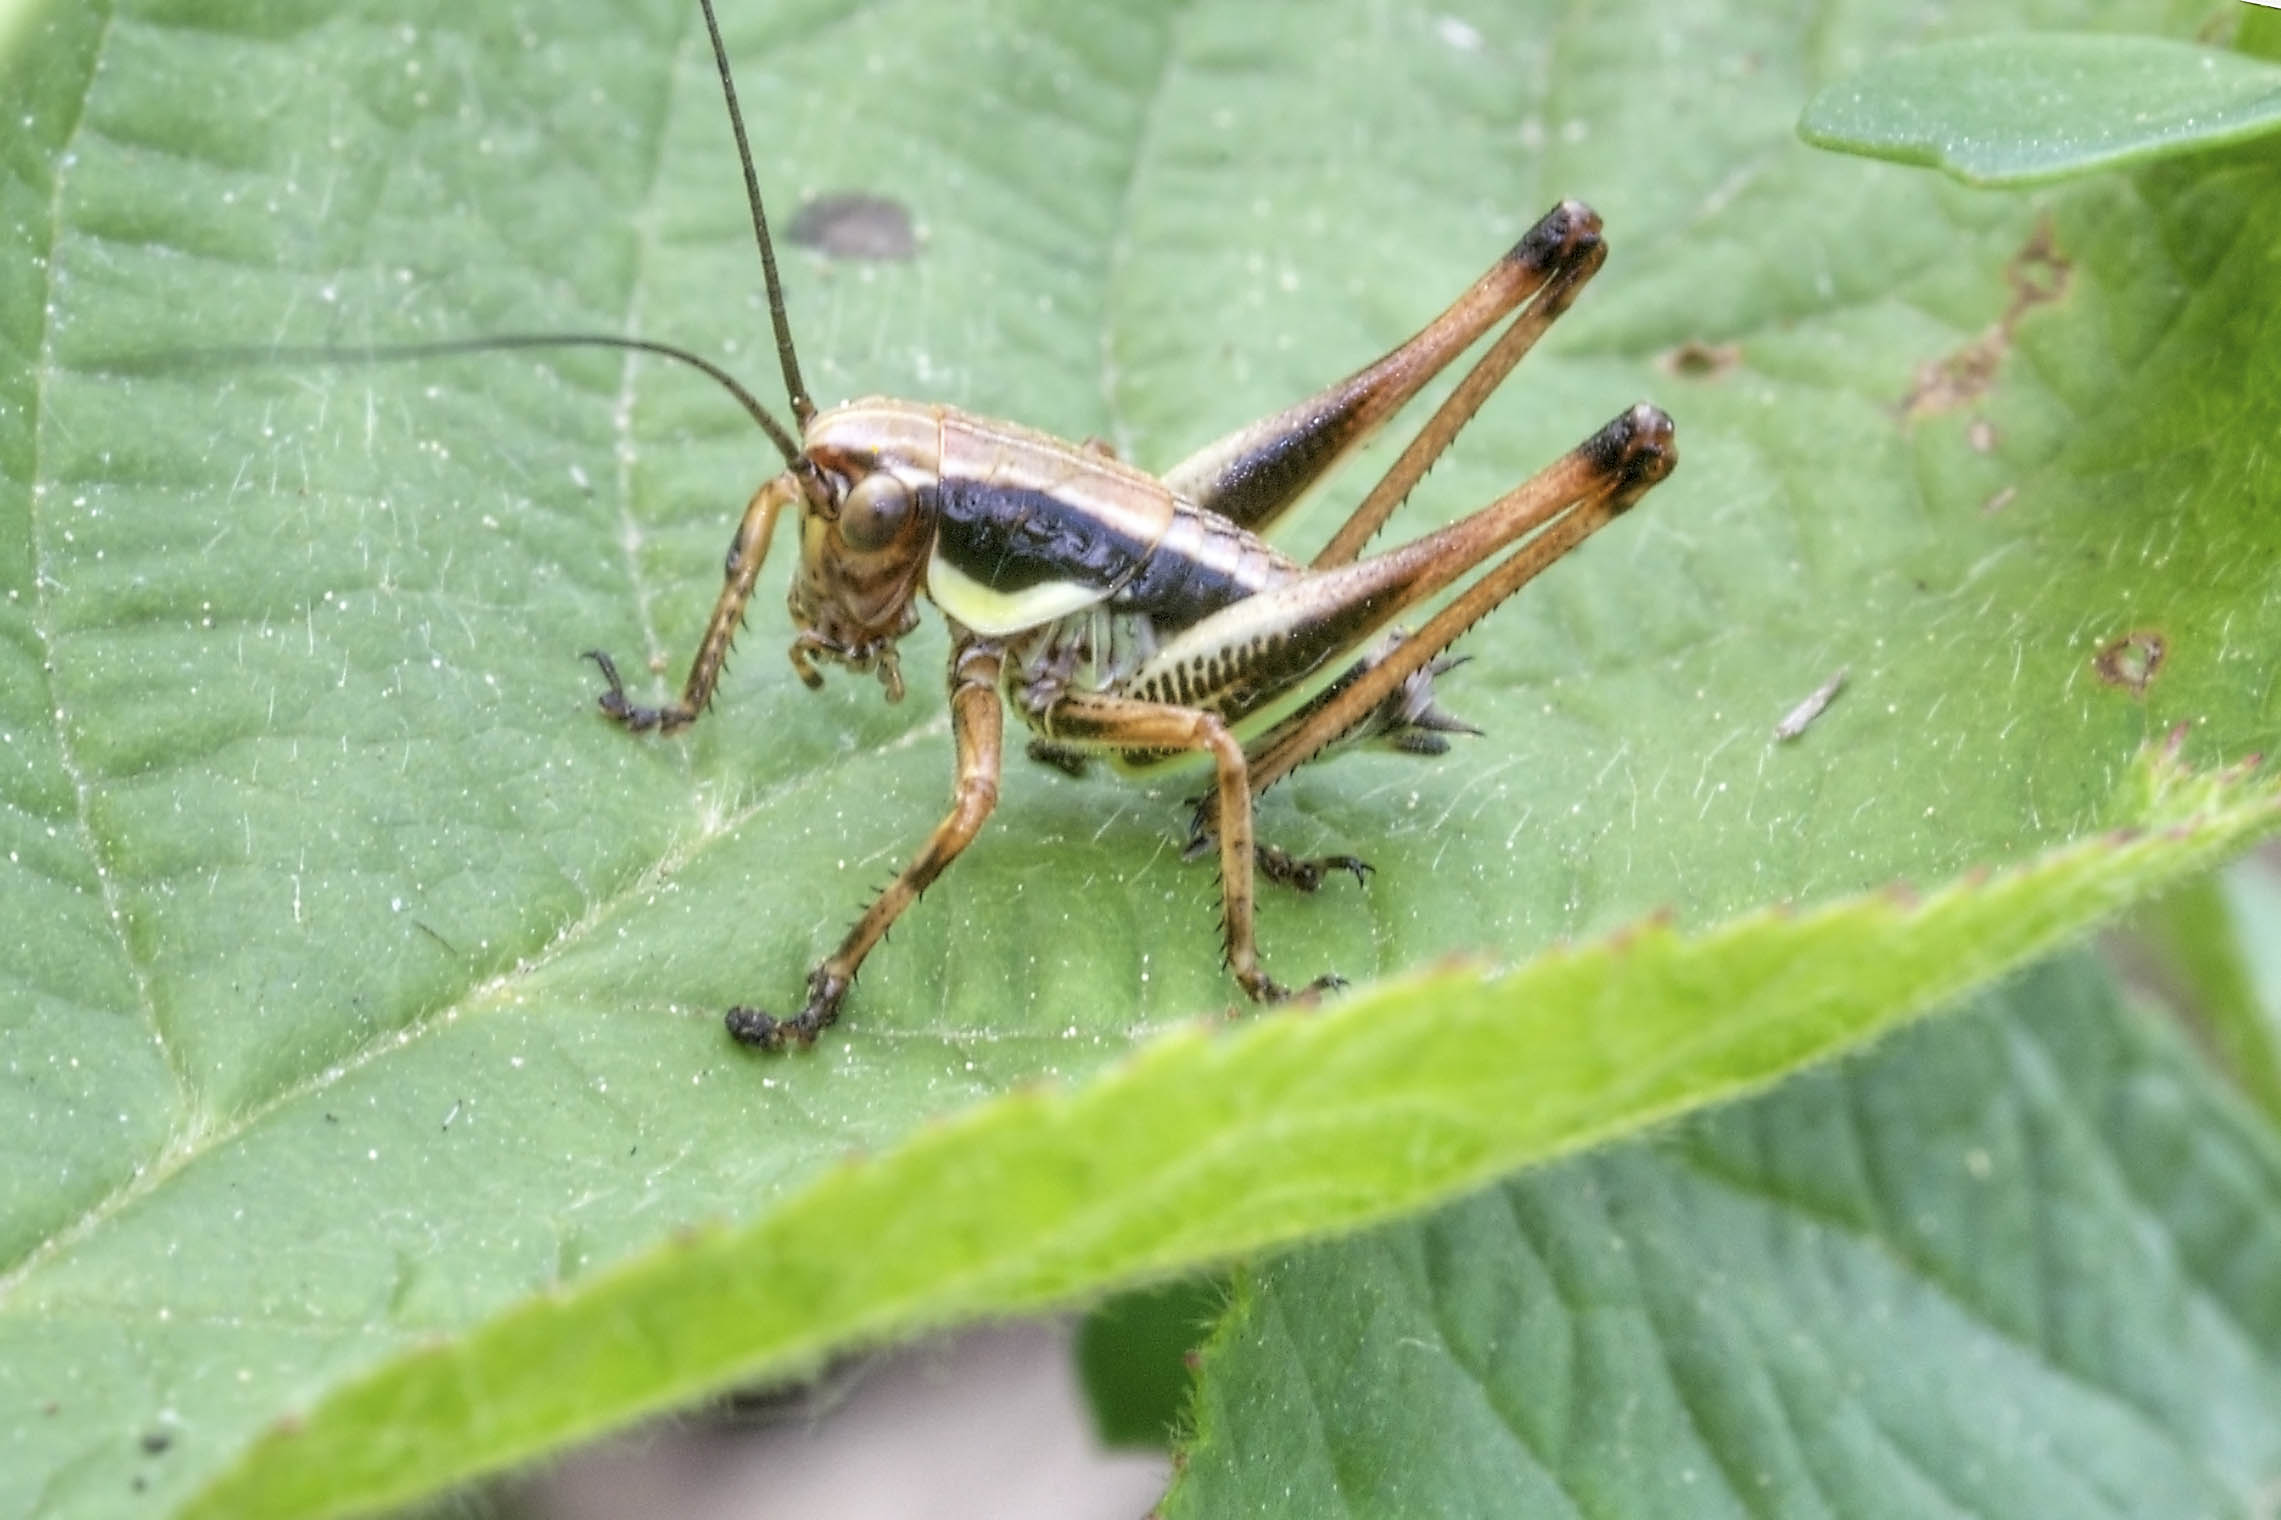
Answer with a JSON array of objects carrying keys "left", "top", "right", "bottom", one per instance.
[
  {"left": 139, "top": 334, "right": 804, "bottom": 466},
  {"left": 698, "top": 0, "right": 815, "bottom": 430}
]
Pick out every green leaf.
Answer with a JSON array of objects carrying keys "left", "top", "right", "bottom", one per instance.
[
  {"left": 5, "top": 0, "right": 2280, "bottom": 1514},
  {"left": 175, "top": 749, "right": 2281, "bottom": 1518},
  {"left": 1075, "top": 1275, "right": 1226, "bottom": 1450},
  {"left": 2248, "top": 7, "right": 2281, "bottom": 65},
  {"left": 2122, "top": 854, "right": 2281, "bottom": 1124},
  {"left": 1165, "top": 951, "right": 2281, "bottom": 1516},
  {"left": 1800, "top": 33, "right": 2281, "bottom": 186}
]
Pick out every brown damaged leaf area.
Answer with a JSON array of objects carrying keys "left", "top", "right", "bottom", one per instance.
[
  {"left": 1901, "top": 218, "right": 2071, "bottom": 421},
  {"left": 2094, "top": 629, "right": 2168, "bottom": 696},
  {"left": 1658, "top": 339, "right": 1742, "bottom": 379}
]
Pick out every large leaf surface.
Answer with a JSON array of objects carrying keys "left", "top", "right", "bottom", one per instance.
[
  {"left": 181, "top": 749, "right": 2281, "bottom": 1518},
  {"left": 1800, "top": 33, "right": 2281, "bottom": 185},
  {"left": 1165, "top": 952, "right": 2281, "bottom": 1517},
  {"left": 4, "top": 0, "right": 2278, "bottom": 1514}
]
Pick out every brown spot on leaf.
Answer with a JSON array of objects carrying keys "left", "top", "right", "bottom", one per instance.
[
  {"left": 1980, "top": 484, "right": 2018, "bottom": 515},
  {"left": 1658, "top": 339, "right": 1741, "bottom": 379},
  {"left": 2007, "top": 218, "right": 2070, "bottom": 306},
  {"left": 2093, "top": 629, "right": 2166, "bottom": 696},
  {"left": 786, "top": 192, "right": 919, "bottom": 261},
  {"left": 1900, "top": 217, "right": 2071, "bottom": 422},
  {"left": 1901, "top": 337, "right": 2001, "bottom": 419},
  {"left": 1967, "top": 419, "right": 1998, "bottom": 453}
]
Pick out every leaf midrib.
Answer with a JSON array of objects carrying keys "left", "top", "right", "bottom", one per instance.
[{"left": 21, "top": 2, "right": 189, "bottom": 1118}]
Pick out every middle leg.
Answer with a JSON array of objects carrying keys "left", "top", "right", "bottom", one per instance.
[{"left": 1040, "top": 691, "right": 1338, "bottom": 1002}]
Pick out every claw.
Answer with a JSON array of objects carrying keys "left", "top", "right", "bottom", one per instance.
[
  {"left": 1255, "top": 843, "right": 1374, "bottom": 894},
  {"left": 724, "top": 1005, "right": 799, "bottom": 1050},
  {"left": 1235, "top": 968, "right": 1289, "bottom": 1004},
  {"left": 1234, "top": 968, "right": 1346, "bottom": 1006},
  {"left": 585, "top": 648, "right": 693, "bottom": 733},
  {"left": 725, "top": 966, "right": 849, "bottom": 1052}
]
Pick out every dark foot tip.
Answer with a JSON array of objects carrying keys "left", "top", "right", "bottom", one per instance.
[
  {"left": 584, "top": 647, "right": 625, "bottom": 692},
  {"left": 1257, "top": 846, "right": 1374, "bottom": 893},
  {"left": 726, "top": 1006, "right": 809, "bottom": 1052},
  {"left": 584, "top": 648, "right": 642, "bottom": 723},
  {"left": 1512, "top": 200, "right": 1605, "bottom": 269},
  {"left": 584, "top": 647, "right": 693, "bottom": 732},
  {"left": 1254, "top": 972, "right": 1345, "bottom": 1007},
  {"left": 1236, "top": 971, "right": 1289, "bottom": 1005},
  {"left": 1269, "top": 850, "right": 1326, "bottom": 892},
  {"left": 1623, "top": 401, "right": 1676, "bottom": 450},
  {"left": 1585, "top": 404, "right": 1678, "bottom": 493},
  {"left": 1617, "top": 403, "right": 1678, "bottom": 493}
]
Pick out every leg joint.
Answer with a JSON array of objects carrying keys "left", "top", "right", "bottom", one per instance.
[{"left": 950, "top": 775, "right": 999, "bottom": 833}]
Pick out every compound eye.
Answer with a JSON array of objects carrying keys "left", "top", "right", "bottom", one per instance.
[{"left": 840, "top": 472, "right": 913, "bottom": 552}]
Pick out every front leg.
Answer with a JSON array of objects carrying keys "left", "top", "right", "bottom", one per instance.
[
  {"left": 589, "top": 476, "right": 796, "bottom": 731},
  {"left": 726, "top": 640, "right": 1007, "bottom": 1051}
]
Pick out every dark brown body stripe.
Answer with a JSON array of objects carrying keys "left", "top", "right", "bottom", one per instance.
[
  {"left": 932, "top": 475, "right": 1294, "bottom": 633},
  {"left": 930, "top": 480, "right": 1154, "bottom": 596}
]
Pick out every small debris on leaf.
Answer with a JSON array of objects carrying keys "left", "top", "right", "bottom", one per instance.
[{"left": 1774, "top": 668, "right": 1848, "bottom": 741}]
